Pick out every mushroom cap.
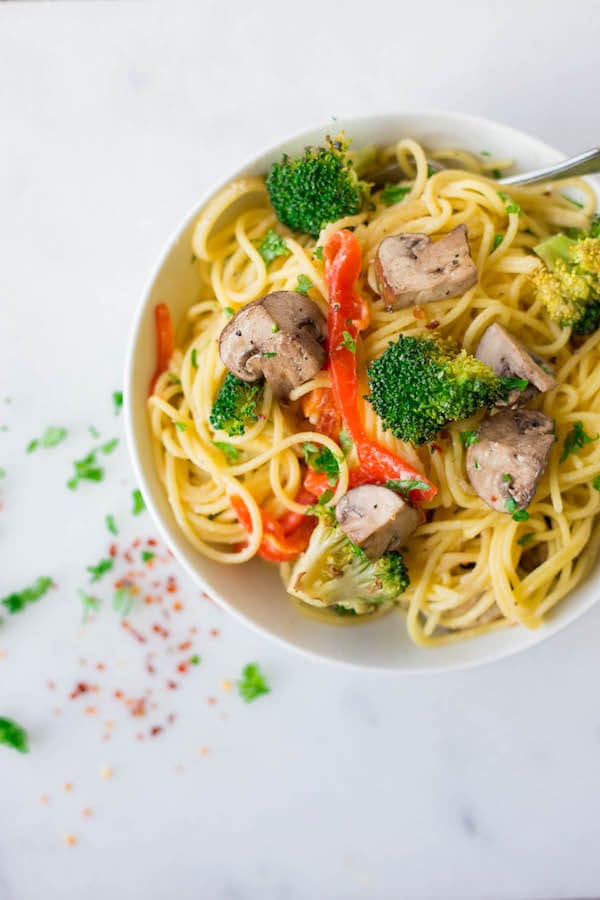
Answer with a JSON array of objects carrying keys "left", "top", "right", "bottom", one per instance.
[
  {"left": 466, "top": 408, "right": 555, "bottom": 512},
  {"left": 335, "top": 484, "right": 420, "bottom": 560},
  {"left": 374, "top": 224, "right": 478, "bottom": 309},
  {"left": 475, "top": 323, "right": 556, "bottom": 406},
  {"left": 218, "top": 291, "right": 327, "bottom": 400}
]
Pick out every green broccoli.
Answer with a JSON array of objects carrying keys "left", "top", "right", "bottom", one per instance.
[
  {"left": 367, "top": 334, "right": 520, "bottom": 445},
  {"left": 209, "top": 372, "right": 264, "bottom": 437},
  {"left": 532, "top": 218, "right": 600, "bottom": 334},
  {"left": 265, "top": 135, "right": 374, "bottom": 238},
  {"left": 287, "top": 509, "right": 409, "bottom": 614}
]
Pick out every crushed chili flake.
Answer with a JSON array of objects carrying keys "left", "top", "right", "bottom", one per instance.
[
  {"left": 64, "top": 783, "right": 73, "bottom": 792},
  {"left": 431, "top": 442, "right": 443, "bottom": 454},
  {"left": 210, "top": 628, "right": 220, "bottom": 637},
  {"left": 130, "top": 698, "right": 146, "bottom": 717},
  {"left": 177, "top": 662, "right": 188, "bottom": 674},
  {"left": 109, "top": 544, "right": 118, "bottom": 558},
  {"left": 173, "top": 600, "right": 183, "bottom": 611},
  {"left": 84, "top": 706, "right": 98, "bottom": 715},
  {"left": 82, "top": 808, "right": 93, "bottom": 818},
  {"left": 166, "top": 577, "right": 177, "bottom": 594},
  {"left": 64, "top": 834, "right": 77, "bottom": 847},
  {"left": 70, "top": 682, "right": 97, "bottom": 700},
  {"left": 148, "top": 538, "right": 157, "bottom": 546},
  {"left": 47, "top": 680, "right": 56, "bottom": 690},
  {"left": 199, "top": 746, "right": 209, "bottom": 756},
  {"left": 207, "top": 696, "right": 217, "bottom": 705},
  {"left": 166, "top": 680, "right": 178, "bottom": 690},
  {"left": 178, "top": 640, "right": 191, "bottom": 651},
  {"left": 150, "top": 725, "right": 163, "bottom": 737},
  {"left": 167, "top": 713, "right": 176, "bottom": 724},
  {"left": 144, "top": 595, "right": 153, "bottom": 605},
  {"left": 113, "top": 689, "right": 123, "bottom": 700}
]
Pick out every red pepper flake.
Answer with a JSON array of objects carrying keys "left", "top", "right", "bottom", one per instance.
[
  {"left": 121, "top": 621, "right": 146, "bottom": 643},
  {"left": 189, "top": 626, "right": 198, "bottom": 635},
  {"left": 114, "top": 689, "right": 123, "bottom": 700},
  {"left": 425, "top": 319, "right": 440, "bottom": 330},
  {"left": 146, "top": 663, "right": 156, "bottom": 675},
  {"left": 96, "top": 662, "right": 105, "bottom": 671},
  {"left": 47, "top": 680, "right": 56, "bottom": 690},
  {"left": 82, "top": 808, "right": 93, "bottom": 818},
  {"left": 84, "top": 706, "right": 97, "bottom": 715},
  {"left": 132, "top": 538, "right": 141, "bottom": 549},
  {"left": 178, "top": 640, "right": 192, "bottom": 652},
  {"left": 431, "top": 442, "right": 443, "bottom": 454},
  {"left": 207, "top": 696, "right": 217, "bottom": 705},
  {"left": 64, "top": 782, "right": 73, "bottom": 792},
  {"left": 166, "top": 680, "right": 178, "bottom": 690},
  {"left": 152, "top": 623, "right": 169, "bottom": 639},
  {"left": 177, "top": 662, "right": 188, "bottom": 674},
  {"left": 109, "top": 544, "right": 118, "bottom": 558},
  {"left": 167, "top": 713, "right": 176, "bottom": 724},
  {"left": 173, "top": 600, "right": 183, "bottom": 611},
  {"left": 144, "top": 595, "right": 153, "bottom": 605},
  {"left": 148, "top": 538, "right": 157, "bottom": 547},
  {"left": 130, "top": 698, "right": 146, "bottom": 717},
  {"left": 166, "top": 577, "right": 177, "bottom": 594},
  {"left": 70, "top": 682, "right": 97, "bottom": 700},
  {"left": 124, "top": 551, "right": 134, "bottom": 564},
  {"left": 150, "top": 725, "right": 163, "bottom": 737},
  {"left": 413, "top": 306, "right": 426, "bottom": 319},
  {"left": 210, "top": 628, "right": 220, "bottom": 638},
  {"left": 490, "top": 494, "right": 498, "bottom": 503}
]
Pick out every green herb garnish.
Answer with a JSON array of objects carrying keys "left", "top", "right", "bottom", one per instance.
[
  {"left": 141, "top": 550, "right": 155, "bottom": 563},
  {"left": 79, "top": 589, "right": 101, "bottom": 623},
  {"left": 303, "top": 442, "right": 340, "bottom": 485},
  {"left": 341, "top": 330, "right": 356, "bottom": 353},
  {"left": 1, "top": 576, "right": 53, "bottom": 614},
  {"left": 238, "top": 662, "right": 270, "bottom": 702},
  {"left": 381, "top": 183, "right": 411, "bottom": 206},
  {"left": 492, "top": 233, "right": 504, "bottom": 251},
  {"left": 593, "top": 474, "right": 600, "bottom": 491},
  {"left": 213, "top": 441, "right": 240, "bottom": 463},
  {"left": 132, "top": 489, "right": 146, "bottom": 515},
  {"left": 105, "top": 514, "right": 118, "bottom": 536},
  {"left": 517, "top": 532, "right": 535, "bottom": 547},
  {"left": 223, "top": 307, "right": 235, "bottom": 319},
  {"left": 27, "top": 426, "right": 68, "bottom": 452},
  {"left": 113, "top": 391, "right": 123, "bottom": 415},
  {"left": 0, "top": 718, "right": 29, "bottom": 754},
  {"left": 87, "top": 558, "right": 113, "bottom": 583},
  {"left": 67, "top": 450, "right": 104, "bottom": 489},
  {"left": 339, "top": 430, "right": 353, "bottom": 457},
  {"left": 460, "top": 430, "right": 479, "bottom": 448},
  {"left": 295, "top": 274, "right": 313, "bottom": 295},
  {"left": 258, "top": 229, "right": 290, "bottom": 265},
  {"left": 498, "top": 191, "right": 521, "bottom": 215},
  {"left": 174, "top": 422, "right": 188, "bottom": 432},
  {"left": 191, "top": 348, "right": 198, "bottom": 368},
  {"left": 512, "top": 509, "right": 530, "bottom": 522},
  {"left": 560, "top": 421, "right": 599, "bottom": 463},
  {"left": 262, "top": 351, "right": 277, "bottom": 359},
  {"left": 385, "top": 478, "right": 430, "bottom": 494},
  {"left": 313, "top": 245, "right": 324, "bottom": 261}
]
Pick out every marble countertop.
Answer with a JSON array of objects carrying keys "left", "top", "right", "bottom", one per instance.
[{"left": 1, "top": 2, "right": 600, "bottom": 898}]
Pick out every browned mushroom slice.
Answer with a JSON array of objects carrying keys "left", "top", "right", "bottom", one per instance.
[
  {"left": 335, "top": 485, "right": 420, "bottom": 560},
  {"left": 374, "top": 224, "right": 478, "bottom": 310},
  {"left": 466, "top": 408, "right": 554, "bottom": 513},
  {"left": 475, "top": 323, "right": 557, "bottom": 406},
  {"left": 218, "top": 291, "right": 327, "bottom": 400}
]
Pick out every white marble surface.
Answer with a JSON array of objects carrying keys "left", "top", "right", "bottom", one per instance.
[{"left": 2, "top": 2, "right": 600, "bottom": 898}]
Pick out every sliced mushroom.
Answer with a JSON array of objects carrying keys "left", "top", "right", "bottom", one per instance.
[
  {"left": 466, "top": 408, "right": 555, "bottom": 513},
  {"left": 218, "top": 291, "right": 327, "bottom": 400},
  {"left": 335, "top": 485, "right": 420, "bottom": 560},
  {"left": 374, "top": 224, "right": 478, "bottom": 310},
  {"left": 475, "top": 323, "right": 557, "bottom": 406}
]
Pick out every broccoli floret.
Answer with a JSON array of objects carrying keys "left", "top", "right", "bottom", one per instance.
[
  {"left": 209, "top": 372, "right": 263, "bottom": 437},
  {"left": 265, "top": 135, "right": 374, "bottom": 238},
  {"left": 367, "top": 334, "right": 515, "bottom": 445},
  {"left": 287, "top": 511, "right": 409, "bottom": 613},
  {"left": 532, "top": 221, "right": 600, "bottom": 334}
]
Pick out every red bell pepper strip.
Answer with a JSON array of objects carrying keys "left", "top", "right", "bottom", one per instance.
[
  {"left": 324, "top": 230, "right": 437, "bottom": 504},
  {"left": 150, "top": 303, "right": 175, "bottom": 393},
  {"left": 231, "top": 494, "right": 315, "bottom": 563}
]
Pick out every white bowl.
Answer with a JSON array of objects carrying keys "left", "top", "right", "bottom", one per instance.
[{"left": 125, "top": 110, "right": 600, "bottom": 672}]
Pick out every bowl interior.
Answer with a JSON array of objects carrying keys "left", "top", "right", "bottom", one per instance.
[{"left": 125, "top": 111, "right": 600, "bottom": 672}]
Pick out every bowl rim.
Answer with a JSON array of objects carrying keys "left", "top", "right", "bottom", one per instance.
[{"left": 124, "top": 108, "right": 600, "bottom": 674}]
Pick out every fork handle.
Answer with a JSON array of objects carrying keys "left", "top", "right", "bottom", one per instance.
[{"left": 499, "top": 147, "right": 600, "bottom": 186}]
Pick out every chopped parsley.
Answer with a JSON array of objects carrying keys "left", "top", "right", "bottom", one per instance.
[
  {"left": 141, "top": 550, "right": 155, "bottom": 563},
  {"left": 1, "top": 576, "right": 53, "bottom": 614},
  {"left": 189, "top": 654, "right": 201, "bottom": 665},
  {"left": 213, "top": 441, "right": 240, "bottom": 463},
  {"left": 0, "top": 718, "right": 29, "bottom": 754},
  {"left": 27, "top": 426, "right": 68, "bottom": 452},
  {"left": 0, "top": 468, "right": 5, "bottom": 479},
  {"left": 67, "top": 449, "right": 104, "bottom": 489},
  {"left": 562, "top": 194, "right": 584, "bottom": 209},
  {"left": 271, "top": 323, "right": 279, "bottom": 333},
  {"left": 307, "top": 488, "right": 334, "bottom": 515},
  {"left": 132, "top": 489, "right": 146, "bottom": 515},
  {"left": 517, "top": 532, "right": 535, "bottom": 547},
  {"left": 303, "top": 442, "right": 340, "bottom": 485},
  {"left": 113, "top": 391, "right": 123, "bottom": 415},
  {"left": 238, "top": 662, "right": 270, "bottom": 702},
  {"left": 295, "top": 274, "right": 313, "bottom": 295},
  {"left": 79, "top": 589, "right": 101, "bottom": 623},
  {"left": 427, "top": 164, "right": 438, "bottom": 178},
  {"left": 560, "top": 421, "right": 599, "bottom": 463},
  {"left": 101, "top": 438, "right": 118, "bottom": 454},
  {"left": 460, "top": 430, "right": 479, "bottom": 448},
  {"left": 385, "top": 478, "right": 430, "bottom": 495},
  {"left": 492, "top": 233, "right": 504, "bottom": 251},
  {"left": 381, "top": 183, "right": 411, "bottom": 206},
  {"left": 502, "top": 473, "right": 512, "bottom": 483},
  {"left": 480, "top": 150, "right": 491, "bottom": 157},
  {"left": 258, "top": 229, "right": 290, "bottom": 265},
  {"left": 512, "top": 509, "right": 530, "bottom": 522},
  {"left": 113, "top": 584, "right": 135, "bottom": 617},
  {"left": 504, "top": 497, "right": 519, "bottom": 514},
  {"left": 492, "top": 168, "right": 502, "bottom": 180},
  {"left": 191, "top": 348, "right": 198, "bottom": 368},
  {"left": 498, "top": 191, "right": 521, "bottom": 215},
  {"left": 167, "top": 373, "right": 181, "bottom": 386},
  {"left": 105, "top": 514, "right": 118, "bottom": 536},
  {"left": 174, "top": 422, "right": 188, "bottom": 432},
  {"left": 313, "top": 245, "right": 324, "bottom": 261},
  {"left": 223, "top": 307, "right": 235, "bottom": 319},
  {"left": 339, "top": 430, "right": 353, "bottom": 457},
  {"left": 502, "top": 377, "right": 529, "bottom": 393},
  {"left": 341, "top": 330, "right": 356, "bottom": 353},
  {"left": 332, "top": 605, "right": 357, "bottom": 616},
  {"left": 262, "top": 351, "right": 277, "bottom": 359},
  {"left": 87, "top": 558, "right": 113, "bottom": 583},
  {"left": 89, "top": 426, "right": 100, "bottom": 439},
  {"left": 593, "top": 475, "right": 600, "bottom": 491}
]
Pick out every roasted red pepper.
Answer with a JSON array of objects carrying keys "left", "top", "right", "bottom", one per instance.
[
  {"left": 150, "top": 303, "right": 175, "bottom": 393},
  {"left": 231, "top": 494, "right": 315, "bottom": 563},
  {"left": 324, "top": 230, "right": 437, "bottom": 504}
]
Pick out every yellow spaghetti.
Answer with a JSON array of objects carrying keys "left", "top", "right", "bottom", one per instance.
[{"left": 148, "top": 137, "right": 600, "bottom": 647}]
